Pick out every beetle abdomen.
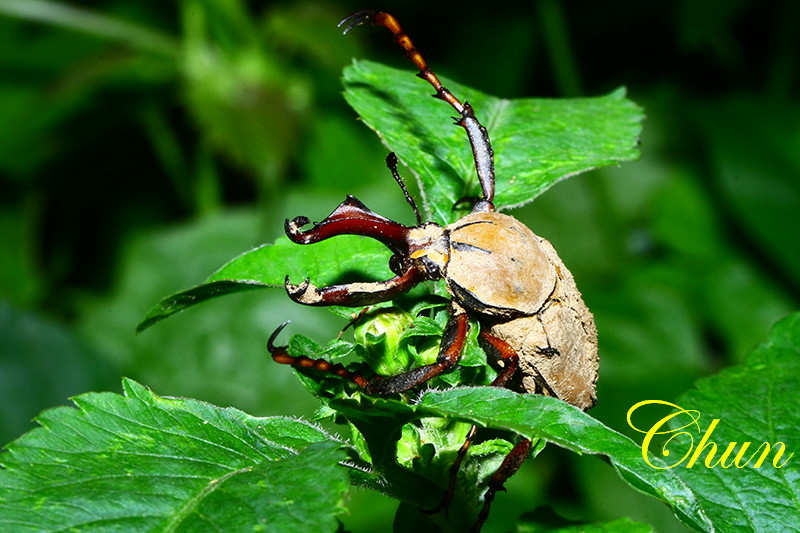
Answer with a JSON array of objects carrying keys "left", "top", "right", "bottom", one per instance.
[
  {"left": 445, "top": 211, "right": 556, "bottom": 317},
  {"left": 489, "top": 236, "right": 598, "bottom": 410}
]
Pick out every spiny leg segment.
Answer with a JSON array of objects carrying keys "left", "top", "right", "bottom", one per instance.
[
  {"left": 339, "top": 10, "right": 496, "bottom": 208},
  {"left": 268, "top": 321, "right": 368, "bottom": 388}
]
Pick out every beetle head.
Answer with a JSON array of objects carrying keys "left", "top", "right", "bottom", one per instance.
[{"left": 406, "top": 223, "right": 449, "bottom": 280}]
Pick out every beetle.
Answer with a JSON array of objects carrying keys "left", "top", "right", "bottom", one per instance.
[{"left": 267, "top": 9, "right": 598, "bottom": 531}]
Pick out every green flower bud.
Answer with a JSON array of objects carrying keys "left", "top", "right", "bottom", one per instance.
[
  {"left": 354, "top": 308, "right": 414, "bottom": 375},
  {"left": 414, "top": 343, "right": 439, "bottom": 367}
]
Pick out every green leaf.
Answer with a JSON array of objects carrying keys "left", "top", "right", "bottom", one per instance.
[
  {"left": 342, "top": 60, "right": 643, "bottom": 225},
  {"left": 517, "top": 509, "right": 654, "bottom": 532},
  {"left": 171, "top": 441, "right": 347, "bottom": 532},
  {"left": 413, "top": 388, "right": 712, "bottom": 532},
  {"left": 0, "top": 379, "right": 348, "bottom": 532},
  {"left": 137, "top": 235, "right": 391, "bottom": 332},
  {"left": 666, "top": 312, "right": 800, "bottom": 532}
]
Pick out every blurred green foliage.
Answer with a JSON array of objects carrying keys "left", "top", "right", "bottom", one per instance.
[{"left": 0, "top": 0, "right": 798, "bottom": 531}]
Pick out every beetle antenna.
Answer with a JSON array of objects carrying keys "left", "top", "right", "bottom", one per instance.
[
  {"left": 339, "top": 10, "right": 495, "bottom": 211},
  {"left": 385, "top": 152, "right": 422, "bottom": 225}
]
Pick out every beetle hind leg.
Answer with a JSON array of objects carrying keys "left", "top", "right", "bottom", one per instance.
[
  {"left": 425, "top": 329, "right": 530, "bottom": 530},
  {"left": 472, "top": 438, "right": 532, "bottom": 532}
]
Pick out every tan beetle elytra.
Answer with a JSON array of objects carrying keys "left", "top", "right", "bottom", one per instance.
[
  {"left": 267, "top": 9, "right": 598, "bottom": 531},
  {"left": 437, "top": 210, "right": 598, "bottom": 410}
]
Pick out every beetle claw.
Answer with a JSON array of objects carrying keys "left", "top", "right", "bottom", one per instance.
[
  {"left": 284, "top": 277, "right": 327, "bottom": 305},
  {"left": 285, "top": 216, "right": 311, "bottom": 238},
  {"left": 285, "top": 276, "right": 310, "bottom": 297},
  {"left": 267, "top": 321, "right": 291, "bottom": 352},
  {"left": 337, "top": 9, "right": 377, "bottom": 35}
]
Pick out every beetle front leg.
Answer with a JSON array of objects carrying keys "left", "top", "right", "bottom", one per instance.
[
  {"left": 285, "top": 265, "right": 424, "bottom": 307},
  {"left": 286, "top": 195, "right": 411, "bottom": 255}
]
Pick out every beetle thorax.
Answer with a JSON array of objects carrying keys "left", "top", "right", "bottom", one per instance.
[
  {"left": 444, "top": 211, "right": 558, "bottom": 318},
  {"left": 407, "top": 223, "right": 449, "bottom": 280}
]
